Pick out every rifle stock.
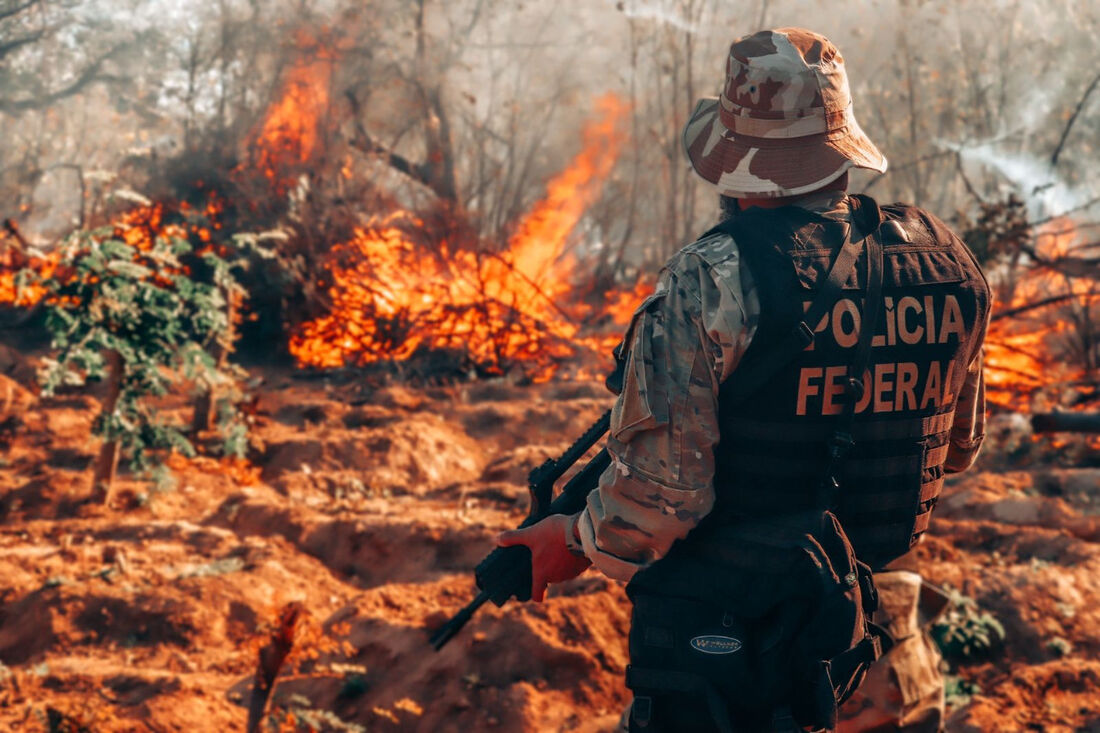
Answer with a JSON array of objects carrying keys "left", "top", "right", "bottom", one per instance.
[{"left": 429, "top": 411, "right": 612, "bottom": 651}]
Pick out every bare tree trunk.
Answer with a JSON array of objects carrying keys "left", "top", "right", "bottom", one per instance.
[
  {"left": 246, "top": 604, "right": 302, "bottom": 733},
  {"left": 193, "top": 288, "right": 236, "bottom": 433},
  {"left": 602, "top": 20, "right": 641, "bottom": 282},
  {"left": 92, "top": 349, "right": 123, "bottom": 503},
  {"left": 756, "top": 0, "right": 769, "bottom": 28},
  {"left": 414, "top": 0, "right": 459, "bottom": 204},
  {"left": 183, "top": 34, "right": 201, "bottom": 152},
  {"left": 191, "top": 342, "right": 226, "bottom": 433},
  {"left": 899, "top": 31, "right": 924, "bottom": 206},
  {"left": 680, "top": 0, "right": 700, "bottom": 245}
]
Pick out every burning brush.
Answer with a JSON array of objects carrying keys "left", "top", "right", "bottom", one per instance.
[{"left": 290, "top": 94, "right": 647, "bottom": 381}]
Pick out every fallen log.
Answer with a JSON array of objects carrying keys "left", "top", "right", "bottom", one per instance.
[{"left": 1031, "top": 412, "right": 1100, "bottom": 434}]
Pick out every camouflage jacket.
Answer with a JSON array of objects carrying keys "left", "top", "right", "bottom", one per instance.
[{"left": 574, "top": 192, "right": 987, "bottom": 582}]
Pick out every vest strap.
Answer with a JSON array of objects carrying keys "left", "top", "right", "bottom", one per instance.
[
  {"left": 717, "top": 210, "right": 875, "bottom": 408},
  {"left": 920, "top": 476, "right": 945, "bottom": 502},
  {"left": 818, "top": 199, "right": 886, "bottom": 508}
]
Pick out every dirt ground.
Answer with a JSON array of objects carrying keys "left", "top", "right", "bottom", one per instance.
[{"left": 0, "top": 364, "right": 1097, "bottom": 732}]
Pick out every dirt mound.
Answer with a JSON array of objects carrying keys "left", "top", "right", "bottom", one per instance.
[
  {"left": 947, "top": 659, "right": 1100, "bottom": 732},
  {"left": 0, "top": 372, "right": 1097, "bottom": 731},
  {"left": 257, "top": 577, "right": 631, "bottom": 731}
]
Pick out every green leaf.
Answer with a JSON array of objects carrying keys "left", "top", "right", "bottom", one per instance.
[{"left": 106, "top": 260, "right": 153, "bottom": 279}]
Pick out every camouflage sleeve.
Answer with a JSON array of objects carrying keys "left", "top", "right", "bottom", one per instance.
[
  {"left": 576, "top": 243, "right": 758, "bottom": 582},
  {"left": 943, "top": 350, "right": 986, "bottom": 473}
]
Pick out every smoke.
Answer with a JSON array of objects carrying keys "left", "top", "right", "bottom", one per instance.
[
  {"left": 947, "top": 141, "right": 1090, "bottom": 220},
  {"left": 616, "top": 0, "right": 700, "bottom": 34},
  {"left": 938, "top": 69, "right": 1099, "bottom": 221}
]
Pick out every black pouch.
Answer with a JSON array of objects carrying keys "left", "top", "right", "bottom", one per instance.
[
  {"left": 625, "top": 510, "right": 879, "bottom": 731},
  {"left": 628, "top": 592, "right": 806, "bottom": 709}
]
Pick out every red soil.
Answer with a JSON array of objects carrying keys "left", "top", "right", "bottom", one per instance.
[{"left": 0, "top": 366, "right": 1096, "bottom": 731}]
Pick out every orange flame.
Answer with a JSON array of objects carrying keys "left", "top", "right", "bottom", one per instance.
[
  {"left": 984, "top": 217, "right": 1098, "bottom": 412},
  {"left": 0, "top": 248, "right": 59, "bottom": 306},
  {"left": 251, "top": 33, "right": 334, "bottom": 187},
  {"left": 290, "top": 94, "right": 644, "bottom": 380},
  {"left": 0, "top": 202, "right": 223, "bottom": 307}
]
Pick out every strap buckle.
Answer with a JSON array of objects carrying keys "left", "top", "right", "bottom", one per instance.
[
  {"left": 792, "top": 320, "right": 815, "bottom": 348},
  {"left": 845, "top": 376, "right": 865, "bottom": 401}
]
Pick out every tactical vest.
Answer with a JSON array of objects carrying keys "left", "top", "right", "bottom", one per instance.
[{"left": 711, "top": 197, "right": 990, "bottom": 570}]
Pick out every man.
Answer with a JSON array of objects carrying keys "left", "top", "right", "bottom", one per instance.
[{"left": 499, "top": 27, "right": 990, "bottom": 731}]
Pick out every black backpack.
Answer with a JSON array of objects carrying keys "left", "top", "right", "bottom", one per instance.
[{"left": 624, "top": 198, "right": 893, "bottom": 732}]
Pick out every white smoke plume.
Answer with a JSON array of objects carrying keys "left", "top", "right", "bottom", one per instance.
[{"left": 950, "top": 142, "right": 1092, "bottom": 220}]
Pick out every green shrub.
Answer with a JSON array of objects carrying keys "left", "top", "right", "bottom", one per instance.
[{"left": 23, "top": 216, "right": 247, "bottom": 497}]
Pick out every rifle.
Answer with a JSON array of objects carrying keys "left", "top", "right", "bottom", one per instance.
[{"left": 429, "top": 410, "right": 612, "bottom": 650}]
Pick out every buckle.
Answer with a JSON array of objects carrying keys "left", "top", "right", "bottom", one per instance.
[
  {"left": 792, "top": 320, "right": 815, "bottom": 347},
  {"left": 817, "top": 475, "right": 841, "bottom": 507},
  {"left": 846, "top": 376, "right": 865, "bottom": 400}
]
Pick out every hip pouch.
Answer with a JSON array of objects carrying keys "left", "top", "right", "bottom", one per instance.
[{"left": 625, "top": 510, "right": 885, "bottom": 731}]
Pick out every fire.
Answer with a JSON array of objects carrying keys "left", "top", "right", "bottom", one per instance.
[
  {"left": 0, "top": 201, "right": 226, "bottom": 307},
  {"left": 166, "top": 453, "right": 261, "bottom": 486},
  {"left": 983, "top": 217, "right": 1098, "bottom": 412},
  {"left": 250, "top": 32, "right": 334, "bottom": 187},
  {"left": 0, "top": 249, "right": 59, "bottom": 306},
  {"left": 290, "top": 94, "right": 644, "bottom": 380},
  {"left": 504, "top": 94, "right": 628, "bottom": 290}
]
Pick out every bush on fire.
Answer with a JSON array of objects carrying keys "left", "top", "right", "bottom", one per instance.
[{"left": 20, "top": 221, "right": 248, "bottom": 493}]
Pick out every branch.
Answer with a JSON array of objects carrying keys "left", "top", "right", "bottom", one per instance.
[
  {"left": 0, "top": 28, "right": 46, "bottom": 61},
  {"left": 991, "top": 293, "right": 1086, "bottom": 321},
  {"left": 860, "top": 150, "right": 957, "bottom": 193},
  {"left": 344, "top": 88, "right": 432, "bottom": 188},
  {"left": 0, "top": 0, "right": 40, "bottom": 23},
  {"left": 954, "top": 150, "right": 984, "bottom": 204},
  {"left": 2, "top": 218, "right": 30, "bottom": 253},
  {"left": 1029, "top": 195, "right": 1100, "bottom": 227},
  {"left": 0, "top": 43, "right": 128, "bottom": 115},
  {"left": 1039, "top": 256, "right": 1100, "bottom": 279},
  {"left": 1050, "top": 67, "right": 1100, "bottom": 168},
  {"left": 1020, "top": 242, "right": 1100, "bottom": 279},
  {"left": 1032, "top": 412, "right": 1100, "bottom": 434}
]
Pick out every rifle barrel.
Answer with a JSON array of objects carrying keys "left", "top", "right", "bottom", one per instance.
[{"left": 429, "top": 589, "right": 492, "bottom": 650}]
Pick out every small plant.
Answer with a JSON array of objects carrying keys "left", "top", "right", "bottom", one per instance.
[
  {"left": 1046, "top": 636, "right": 1073, "bottom": 658},
  {"left": 930, "top": 586, "right": 1006, "bottom": 663},
  {"left": 23, "top": 212, "right": 248, "bottom": 501},
  {"left": 245, "top": 603, "right": 357, "bottom": 732},
  {"left": 943, "top": 673, "right": 981, "bottom": 708},
  {"left": 267, "top": 694, "right": 366, "bottom": 733}
]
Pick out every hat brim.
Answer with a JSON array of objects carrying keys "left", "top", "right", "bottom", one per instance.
[{"left": 682, "top": 98, "right": 888, "bottom": 198}]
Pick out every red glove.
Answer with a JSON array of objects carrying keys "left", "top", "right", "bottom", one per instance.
[{"left": 497, "top": 513, "right": 591, "bottom": 602}]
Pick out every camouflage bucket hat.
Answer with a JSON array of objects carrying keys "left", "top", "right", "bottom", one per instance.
[{"left": 683, "top": 27, "right": 887, "bottom": 198}]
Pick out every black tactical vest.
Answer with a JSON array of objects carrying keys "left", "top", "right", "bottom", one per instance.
[{"left": 711, "top": 197, "right": 990, "bottom": 570}]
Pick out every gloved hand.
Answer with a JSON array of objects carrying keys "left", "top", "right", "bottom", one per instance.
[{"left": 497, "top": 513, "right": 592, "bottom": 602}]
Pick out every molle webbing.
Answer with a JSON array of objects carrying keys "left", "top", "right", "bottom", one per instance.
[{"left": 710, "top": 198, "right": 987, "bottom": 569}]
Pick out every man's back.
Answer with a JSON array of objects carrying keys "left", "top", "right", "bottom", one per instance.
[{"left": 710, "top": 193, "right": 991, "bottom": 568}]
